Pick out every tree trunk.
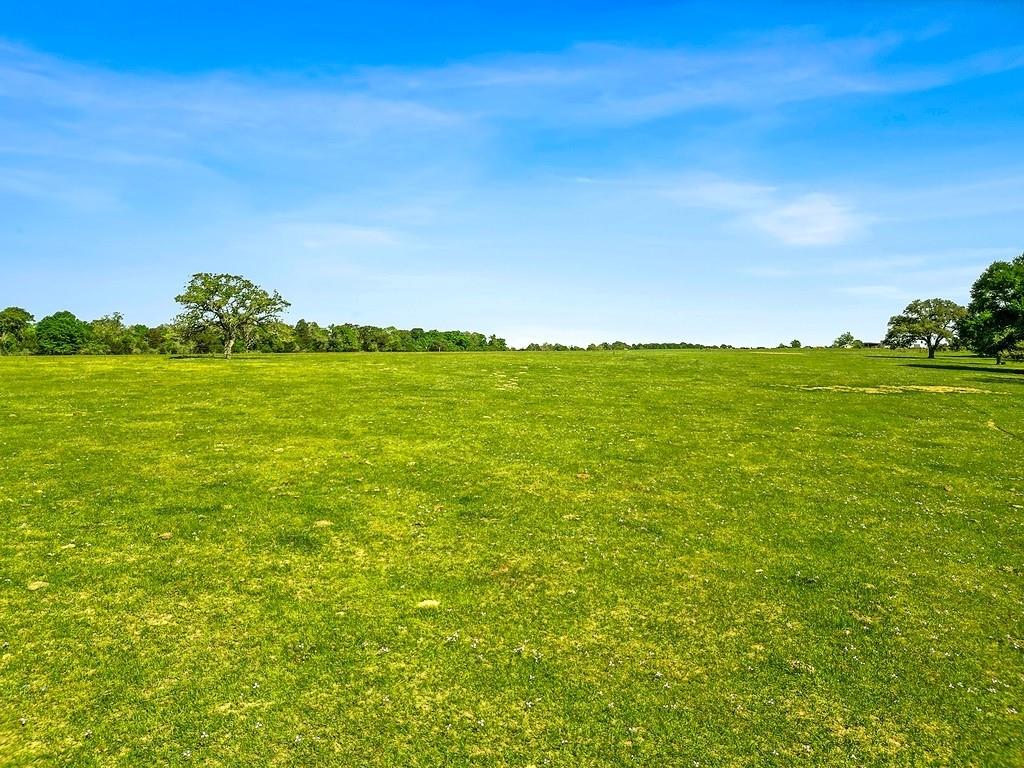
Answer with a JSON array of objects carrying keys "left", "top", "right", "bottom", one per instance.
[
  {"left": 927, "top": 344, "right": 935, "bottom": 359},
  {"left": 224, "top": 337, "right": 235, "bottom": 359}
]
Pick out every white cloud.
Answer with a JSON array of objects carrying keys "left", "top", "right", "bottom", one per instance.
[
  {"left": 669, "top": 177, "right": 862, "bottom": 246},
  {"left": 752, "top": 194, "right": 860, "bottom": 246},
  {"left": 1, "top": 28, "right": 1021, "bottom": 171}
]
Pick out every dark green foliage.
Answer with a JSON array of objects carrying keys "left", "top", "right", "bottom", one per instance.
[
  {"left": 293, "top": 319, "right": 330, "bottom": 351},
  {"left": 959, "top": 253, "right": 1024, "bottom": 363},
  {"left": 35, "top": 311, "right": 90, "bottom": 355},
  {"left": 0, "top": 308, "right": 508, "bottom": 356},
  {"left": 0, "top": 307, "right": 34, "bottom": 353},
  {"left": 89, "top": 313, "right": 147, "bottom": 354}
]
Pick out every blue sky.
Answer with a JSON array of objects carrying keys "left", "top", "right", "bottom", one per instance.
[{"left": 2, "top": 1, "right": 1022, "bottom": 347}]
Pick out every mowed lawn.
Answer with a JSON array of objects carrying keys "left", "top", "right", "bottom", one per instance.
[{"left": 1, "top": 351, "right": 1022, "bottom": 767}]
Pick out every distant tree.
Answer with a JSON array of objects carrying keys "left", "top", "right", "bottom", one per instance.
[
  {"left": 832, "top": 332, "right": 853, "bottom": 348},
  {"left": 36, "top": 311, "right": 90, "bottom": 355},
  {"left": 328, "top": 324, "right": 361, "bottom": 352},
  {"left": 90, "top": 312, "right": 138, "bottom": 354},
  {"left": 958, "top": 254, "right": 1024, "bottom": 364},
  {"left": 358, "top": 325, "right": 390, "bottom": 352},
  {"left": 789, "top": 339, "right": 802, "bottom": 348},
  {"left": 294, "top": 319, "right": 330, "bottom": 352},
  {"left": 255, "top": 321, "right": 299, "bottom": 353},
  {"left": 0, "top": 307, "right": 34, "bottom": 353},
  {"left": 831, "top": 331, "right": 863, "bottom": 349},
  {"left": 883, "top": 298, "right": 966, "bottom": 359},
  {"left": 174, "top": 273, "right": 289, "bottom": 359}
]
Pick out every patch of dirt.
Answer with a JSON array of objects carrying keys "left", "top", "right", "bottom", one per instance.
[{"left": 797, "top": 385, "right": 992, "bottom": 395}]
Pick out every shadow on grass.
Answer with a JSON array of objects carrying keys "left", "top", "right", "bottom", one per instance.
[
  {"left": 971, "top": 376, "right": 1024, "bottom": 387},
  {"left": 865, "top": 354, "right": 938, "bottom": 360},
  {"left": 905, "top": 363, "right": 1024, "bottom": 376}
]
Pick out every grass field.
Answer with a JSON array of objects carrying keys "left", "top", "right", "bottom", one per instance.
[{"left": 1, "top": 350, "right": 1022, "bottom": 766}]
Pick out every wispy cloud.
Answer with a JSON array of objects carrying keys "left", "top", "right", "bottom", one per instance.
[
  {"left": 353, "top": 34, "right": 1024, "bottom": 125},
  {"left": 751, "top": 194, "right": 860, "bottom": 246},
  {"left": 668, "top": 176, "right": 862, "bottom": 246},
  {"left": 2, "top": 28, "right": 1022, "bottom": 178}
]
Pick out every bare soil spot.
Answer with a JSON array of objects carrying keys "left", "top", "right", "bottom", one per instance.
[{"left": 799, "top": 385, "right": 991, "bottom": 395}]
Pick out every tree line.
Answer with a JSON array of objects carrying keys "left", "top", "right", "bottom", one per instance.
[
  {"left": 524, "top": 253, "right": 1024, "bottom": 361},
  {"left": 0, "top": 311, "right": 508, "bottom": 356},
  {"left": 2, "top": 254, "right": 1022, "bottom": 358},
  {"left": 523, "top": 341, "right": 731, "bottom": 351},
  {"left": 0, "top": 274, "right": 508, "bottom": 356}
]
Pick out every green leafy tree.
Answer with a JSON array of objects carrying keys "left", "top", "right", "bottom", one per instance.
[
  {"left": 883, "top": 298, "right": 966, "bottom": 359},
  {"left": 294, "top": 319, "right": 331, "bottom": 352},
  {"left": 831, "top": 332, "right": 858, "bottom": 349},
  {"left": 174, "top": 273, "right": 289, "bottom": 359},
  {"left": 328, "top": 324, "right": 361, "bottom": 352},
  {"left": 256, "top": 321, "right": 299, "bottom": 353},
  {"left": 0, "top": 307, "right": 34, "bottom": 353},
  {"left": 789, "top": 339, "right": 802, "bottom": 348},
  {"left": 36, "top": 311, "right": 90, "bottom": 355},
  {"left": 90, "top": 312, "right": 138, "bottom": 354},
  {"left": 958, "top": 254, "right": 1024, "bottom": 364}
]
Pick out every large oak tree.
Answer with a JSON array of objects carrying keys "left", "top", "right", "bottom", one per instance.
[
  {"left": 883, "top": 298, "right": 965, "bottom": 359},
  {"left": 175, "top": 273, "right": 289, "bottom": 358}
]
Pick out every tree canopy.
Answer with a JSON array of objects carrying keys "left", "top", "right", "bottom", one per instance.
[
  {"left": 958, "top": 253, "right": 1024, "bottom": 363},
  {"left": 831, "top": 332, "right": 862, "bottom": 349},
  {"left": 883, "top": 298, "right": 965, "bottom": 358},
  {"left": 175, "top": 273, "right": 290, "bottom": 358},
  {"left": 0, "top": 307, "right": 34, "bottom": 353},
  {"left": 36, "top": 311, "right": 91, "bottom": 355}
]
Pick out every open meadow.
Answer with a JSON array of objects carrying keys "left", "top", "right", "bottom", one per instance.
[{"left": 1, "top": 350, "right": 1022, "bottom": 766}]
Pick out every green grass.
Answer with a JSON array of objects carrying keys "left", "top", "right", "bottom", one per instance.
[{"left": 1, "top": 350, "right": 1022, "bottom": 766}]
